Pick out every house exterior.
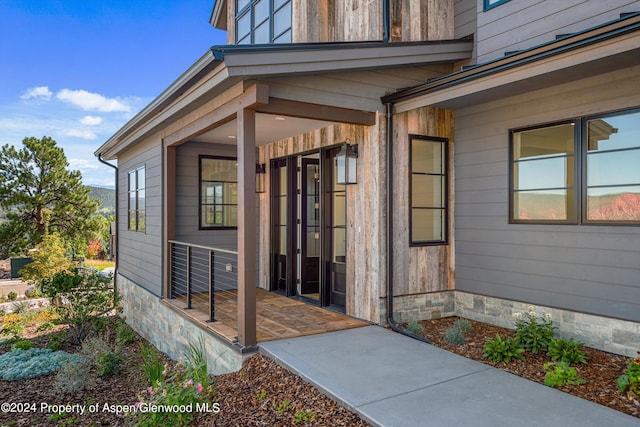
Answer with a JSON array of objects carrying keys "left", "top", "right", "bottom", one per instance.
[{"left": 96, "top": 0, "right": 640, "bottom": 373}]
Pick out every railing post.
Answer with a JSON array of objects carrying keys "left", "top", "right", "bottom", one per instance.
[
  {"left": 169, "top": 242, "right": 174, "bottom": 299},
  {"left": 185, "top": 245, "right": 192, "bottom": 309},
  {"left": 208, "top": 250, "right": 215, "bottom": 322}
]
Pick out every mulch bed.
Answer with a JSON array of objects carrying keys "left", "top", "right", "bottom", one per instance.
[
  {"left": 0, "top": 317, "right": 369, "bottom": 426},
  {"left": 415, "top": 316, "right": 640, "bottom": 418}
]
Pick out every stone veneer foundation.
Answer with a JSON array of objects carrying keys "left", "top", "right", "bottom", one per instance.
[
  {"left": 117, "top": 274, "right": 255, "bottom": 374},
  {"left": 382, "top": 290, "right": 640, "bottom": 358}
]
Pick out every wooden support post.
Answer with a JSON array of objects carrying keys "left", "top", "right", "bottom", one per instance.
[
  {"left": 237, "top": 108, "right": 257, "bottom": 347},
  {"left": 163, "top": 144, "right": 177, "bottom": 298}
]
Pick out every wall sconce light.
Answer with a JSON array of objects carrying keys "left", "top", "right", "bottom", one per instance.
[
  {"left": 255, "top": 163, "right": 266, "bottom": 193},
  {"left": 336, "top": 143, "right": 358, "bottom": 185}
]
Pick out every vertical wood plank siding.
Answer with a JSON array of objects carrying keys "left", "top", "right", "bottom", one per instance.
[
  {"left": 392, "top": 107, "right": 455, "bottom": 296},
  {"left": 475, "top": 0, "right": 640, "bottom": 63},
  {"left": 118, "top": 138, "right": 163, "bottom": 296},
  {"left": 454, "top": 66, "right": 640, "bottom": 322}
]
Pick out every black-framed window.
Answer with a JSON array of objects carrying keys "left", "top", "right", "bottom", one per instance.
[
  {"left": 409, "top": 135, "right": 448, "bottom": 245},
  {"left": 128, "top": 166, "right": 146, "bottom": 232},
  {"left": 236, "top": 0, "right": 292, "bottom": 45},
  {"left": 200, "top": 156, "right": 238, "bottom": 229},
  {"left": 484, "top": 0, "right": 510, "bottom": 11},
  {"left": 510, "top": 108, "right": 640, "bottom": 225}
]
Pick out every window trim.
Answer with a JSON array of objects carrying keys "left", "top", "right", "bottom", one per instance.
[
  {"left": 484, "top": 0, "right": 510, "bottom": 11},
  {"left": 509, "top": 106, "right": 640, "bottom": 226},
  {"left": 127, "top": 165, "right": 146, "bottom": 233},
  {"left": 199, "top": 155, "right": 238, "bottom": 230},
  {"left": 408, "top": 134, "right": 449, "bottom": 246}
]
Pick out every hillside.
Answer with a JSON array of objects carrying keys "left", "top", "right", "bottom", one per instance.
[{"left": 88, "top": 185, "right": 116, "bottom": 212}]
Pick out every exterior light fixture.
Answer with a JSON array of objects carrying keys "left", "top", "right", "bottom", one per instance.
[
  {"left": 336, "top": 143, "right": 358, "bottom": 185},
  {"left": 255, "top": 163, "right": 266, "bottom": 193}
]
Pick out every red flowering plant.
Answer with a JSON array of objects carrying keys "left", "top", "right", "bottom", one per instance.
[{"left": 617, "top": 350, "right": 640, "bottom": 398}]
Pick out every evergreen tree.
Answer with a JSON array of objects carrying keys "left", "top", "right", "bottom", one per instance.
[{"left": 0, "top": 136, "right": 100, "bottom": 255}]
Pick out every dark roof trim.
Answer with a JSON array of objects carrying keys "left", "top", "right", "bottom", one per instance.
[
  {"left": 210, "top": 37, "right": 473, "bottom": 60},
  {"left": 382, "top": 12, "right": 640, "bottom": 104}
]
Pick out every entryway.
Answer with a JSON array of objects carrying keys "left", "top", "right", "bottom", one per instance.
[{"left": 270, "top": 146, "right": 347, "bottom": 310}]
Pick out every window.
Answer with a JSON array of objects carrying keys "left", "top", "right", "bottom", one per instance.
[
  {"left": 200, "top": 156, "right": 238, "bottom": 229},
  {"left": 128, "top": 166, "right": 145, "bottom": 232},
  {"left": 409, "top": 135, "right": 448, "bottom": 245},
  {"left": 510, "top": 108, "right": 640, "bottom": 224},
  {"left": 236, "top": 0, "right": 292, "bottom": 45},
  {"left": 484, "top": 0, "right": 510, "bottom": 10}
]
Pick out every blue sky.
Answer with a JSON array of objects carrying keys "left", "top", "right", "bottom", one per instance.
[{"left": 0, "top": 1, "right": 227, "bottom": 187}]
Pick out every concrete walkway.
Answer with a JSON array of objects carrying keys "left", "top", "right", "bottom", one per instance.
[{"left": 260, "top": 326, "right": 640, "bottom": 427}]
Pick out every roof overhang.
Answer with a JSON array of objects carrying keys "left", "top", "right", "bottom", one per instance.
[
  {"left": 95, "top": 39, "right": 473, "bottom": 159},
  {"left": 385, "top": 12, "right": 640, "bottom": 112},
  {"left": 209, "top": 0, "right": 227, "bottom": 31}
]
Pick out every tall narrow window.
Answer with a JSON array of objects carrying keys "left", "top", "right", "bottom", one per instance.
[
  {"left": 128, "top": 166, "right": 146, "bottom": 232},
  {"left": 200, "top": 156, "right": 238, "bottom": 229},
  {"left": 410, "top": 135, "right": 448, "bottom": 245},
  {"left": 236, "top": 0, "right": 292, "bottom": 45},
  {"left": 511, "top": 123, "right": 577, "bottom": 223}
]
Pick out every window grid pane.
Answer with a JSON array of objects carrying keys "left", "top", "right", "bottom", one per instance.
[{"left": 200, "top": 157, "right": 238, "bottom": 228}]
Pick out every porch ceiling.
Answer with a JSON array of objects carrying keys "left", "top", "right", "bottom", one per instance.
[{"left": 192, "top": 112, "right": 334, "bottom": 146}]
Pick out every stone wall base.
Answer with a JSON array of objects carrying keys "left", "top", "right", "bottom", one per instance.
[
  {"left": 381, "top": 290, "right": 640, "bottom": 357},
  {"left": 117, "top": 274, "right": 254, "bottom": 374}
]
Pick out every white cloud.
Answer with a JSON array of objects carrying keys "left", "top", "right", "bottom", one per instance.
[
  {"left": 69, "top": 158, "right": 100, "bottom": 171},
  {"left": 80, "top": 115, "right": 103, "bottom": 125},
  {"left": 65, "top": 129, "right": 97, "bottom": 140},
  {"left": 57, "top": 89, "right": 131, "bottom": 112},
  {"left": 20, "top": 86, "right": 52, "bottom": 101}
]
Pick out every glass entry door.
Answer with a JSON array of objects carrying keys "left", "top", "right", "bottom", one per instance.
[{"left": 270, "top": 147, "right": 347, "bottom": 310}]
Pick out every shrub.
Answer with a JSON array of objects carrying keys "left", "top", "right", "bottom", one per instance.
[
  {"left": 42, "top": 269, "right": 120, "bottom": 344},
  {"left": 453, "top": 319, "right": 473, "bottom": 333},
  {"left": 11, "top": 339, "right": 34, "bottom": 351},
  {"left": 444, "top": 326, "right": 466, "bottom": 345},
  {"left": 80, "top": 335, "right": 123, "bottom": 377},
  {"left": 406, "top": 320, "right": 425, "bottom": 335},
  {"left": 115, "top": 318, "right": 137, "bottom": 345},
  {"left": 617, "top": 351, "right": 640, "bottom": 397},
  {"left": 10, "top": 300, "right": 30, "bottom": 314},
  {"left": 294, "top": 411, "right": 315, "bottom": 424},
  {"left": 1, "top": 312, "right": 24, "bottom": 336},
  {"left": 86, "top": 239, "right": 106, "bottom": 260},
  {"left": 20, "top": 233, "right": 72, "bottom": 285},
  {"left": 513, "top": 307, "right": 556, "bottom": 354},
  {"left": 543, "top": 362, "right": 585, "bottom": 388},
  {"left": 139, "top": 343, "right": 165, "bottom": 386},
  {"left": 130, "top": 339, "right": 215, "bottom": 427},
  {"left": 483, "top": 334, "right": 525, "bottom": 363},
  {"left": 547, "top": 338, "right": 587, "bottom": 365},
  {"left": 55, "top": 357, "right": 93, "bottom": 396},
  {"left": 0, "top": 348, "right": 81, "bottom": 381},
  {"left": 275, "top": 400, "right": 294, "bottom": 415},
  {"left": 7, "top": 291, "right": 17, "bottom": 301}
]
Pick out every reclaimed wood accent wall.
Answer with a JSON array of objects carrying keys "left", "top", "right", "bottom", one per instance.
[
  {"left": 392, "top": 106, "right": 455, "bottom": 296},
  {"left": 257, "top": 116, "right": 386, "bottom": 323},
  {"left": 292, "top": 0, "right": 454, "bottom": 43}
]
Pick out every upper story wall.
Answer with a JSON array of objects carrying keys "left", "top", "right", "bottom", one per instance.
[
  {"left": 221, "top": 0, "right": 455, "bottom": 44},
  {"left": 476, "top": 0, "right": 640, "bottom": 63}
]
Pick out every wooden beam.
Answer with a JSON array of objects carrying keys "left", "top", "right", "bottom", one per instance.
[
  {"left": 163, "top": 145, "right": 177, "bottom": 298},
  {"left": 236, "top": 108, "right": 257, "bottom": 347},
  {"left": 164, "top": 83, "right": 270, "bottom": 147},
  {"left": 257, "top": 98, "right": 376, "bottom": 126}
]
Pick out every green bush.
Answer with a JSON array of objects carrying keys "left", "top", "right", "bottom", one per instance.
[
  {"left": 617, "top": 351, "right": 640, "bottom": 397},
  {"left": 0, "top": 348, "right": 81, "bottom": 381},
  {"left": 139, "top": 342, "right": 165, "bottom": 386},
  {"left": 42, "top": 269, "right": 120, "bottom": 344},
  {"left": 115, "top": 318, "right": 137, "bottom": 345},
  {"left": 452, "top": 319, "right": 473, "bottom": 333},
  {"left": 513, "top": 308, "right": 556, "bottom": 354},
  {"left": 80, "top": 335, "right": 123, "bottom": 377},
  {"left": 406, "top": 320, "right": 425, "bottom": 335},
  {"left": 543, "top": 362, "right": 585, "bottom": 387},
  {"left": 444, "top": 326, "right": 466, "bottom": 345},
  {"left": 483, "top": 334, "right": 524, "bottom": 363},
  {"left": 7, "top": 292, "right": 17, "bottom": 301},
  {"left": 11, "top": 339, "right": 34, "bottom": 351},
  {"left": 546, "top": 338, "right": 587, "bottom": 365},
  {"left": 20, "top": 233, "right": 72, "bottom": 285}
]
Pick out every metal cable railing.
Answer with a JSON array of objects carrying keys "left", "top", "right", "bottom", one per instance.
[{"left": 168, "top": 240, "right": 238, "bottom": 322}]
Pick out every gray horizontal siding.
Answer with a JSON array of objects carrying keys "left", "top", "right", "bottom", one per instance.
[
  {"left": 455, "top": 0, "right": 476, "bottom": 39},
  {"left": 117, "top": 137, "right": 163, "bottom": 296},
  {"left": 476, "top": 0, "right": 640, "bottom": 63},
  {"left": 454, "top": 66, "right": 640, "bottom": 322}
]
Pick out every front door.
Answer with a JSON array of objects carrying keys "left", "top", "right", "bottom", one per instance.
[{"left": 270, "top": 147, "right": 347, "bottom": 310}]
